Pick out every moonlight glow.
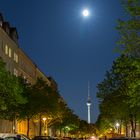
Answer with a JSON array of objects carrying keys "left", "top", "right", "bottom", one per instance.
[{"left": 83, "top": 9, "right": 89, "bottom": 17}]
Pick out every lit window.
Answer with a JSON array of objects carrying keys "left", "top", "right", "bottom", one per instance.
[
  {"left": 23, "top": 75, "right": 28, "bottom": 83},
  {"left": 5, "top": 45, "right": 8, "bottom": 55},
  {"left": 14, "top": 68, "right": 18, "bottom": 77},
  {"left": 8, "top": 48, "right": 11, "bottom": 57},
  {"left": 14, "top": 53, "right": 16, "bottom": 61},
  {"left": 0, "top": 21, "right": 2, "bottom": 27},
  {"left": 23, "top": 75, "right": 26, "bottom": 79},
  {"left": 16, "top": 54, "right": 18, "bottom": 63},
  {"left": 26, "top": 79, "right": 29, "bottom": 84},
  {"left": 14, "top": 52, "right": 18, "bottom": 63}
]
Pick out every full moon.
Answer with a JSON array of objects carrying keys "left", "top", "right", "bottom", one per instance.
[{"left": 83, "top": 9, "right": 89, "bottom": 17}]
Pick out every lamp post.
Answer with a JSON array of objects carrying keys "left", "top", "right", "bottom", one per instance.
[
  {"left": 115, "top": 122, "right": 120, "bottom": 134},
  {"left": 42, "top": 117, "right": 47, "bottom": 135}
]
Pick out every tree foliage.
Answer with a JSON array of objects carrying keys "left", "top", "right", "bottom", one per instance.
[
  {"left": 116, "top": 0, "right": 140, "bottom": 57},
  {"left": 0, "top": 57, "right": 27, "bottom": 120},
  {"left": 96, "top": 0, "right": 140, "bottom": 137}
]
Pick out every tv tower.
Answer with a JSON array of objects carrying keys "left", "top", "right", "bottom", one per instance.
[{"left": 86, "top": 82, "right": 91, "bottom": 124}]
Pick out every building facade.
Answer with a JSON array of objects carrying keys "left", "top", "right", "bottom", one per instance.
[{"left": 0, "top": 13, "right": 53, "bottom": 137}]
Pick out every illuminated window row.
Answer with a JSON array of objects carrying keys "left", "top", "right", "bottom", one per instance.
[
  {"left": 14, "top": 52, "right": 18, "bottom": 63},
  {"left": 14, "top": 69, "right": 29, "bottom": 84},
  {"left": 5, "top": 44, "right": 18, "bottom": 63},
  {"left": 5, "top": 44, "right": 11, "bottom": 57}
]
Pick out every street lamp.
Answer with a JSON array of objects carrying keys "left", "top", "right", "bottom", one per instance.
[
  {"left": 43, "top": 117, "right": 47, "bottom": 122},
  {"left": 42, "top": 117, "right": 47, "bottom": 135},
  {"left": 115, "top": 122, "right": 120, "bottom": 134}
]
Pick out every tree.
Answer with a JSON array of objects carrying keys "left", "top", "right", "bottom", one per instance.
[
  {"left": 116, "top": 0, "right": 140, "bottom": 57},
  {"left": 95, "top": 114, "right": 113, "bottom": 137},
  {"left": 24, "top": 78, "right": 52, "bottom": 136},
  {"left": 17, "top": 77, "right": 33, "bottom": 137},
  {"left": 97, "top": 55, "right": 140, "bottom": 137},
  {"left": 0, "top": 57, "right": 27, "bottom": 120},
  {"left": 96, "top": 0, "right": 140, "bottom": 137},
  {"left": 116, "top": 0, "right": 140, "bottom": 136},
  {"left": 77, "top": 120, "right": 96, "bottom": 137}
]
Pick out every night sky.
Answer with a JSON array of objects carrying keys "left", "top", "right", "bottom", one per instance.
[{"left": 0, "top": 0, "right": 125, "bottom": 123}]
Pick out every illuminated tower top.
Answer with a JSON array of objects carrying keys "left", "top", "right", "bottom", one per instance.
[{"left": 87, "top": 82, "right": 91, "bottom": 106}]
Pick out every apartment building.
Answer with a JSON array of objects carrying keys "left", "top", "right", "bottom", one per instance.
[{"left": 0, "top": 13, "right": 53, "bottom": 136}]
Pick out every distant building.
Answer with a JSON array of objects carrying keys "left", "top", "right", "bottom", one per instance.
[
  {"left": 0, "top": 13, "right": 56, "bottom": 137},
  {"left": 0, "top": 13, "right": 50, "bottom": 85}
]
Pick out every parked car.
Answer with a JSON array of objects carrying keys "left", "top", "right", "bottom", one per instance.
[
  {"left": 0, "top": 133, "right": 30, "bottom": 140},
  {"left": 32, "top": 136, "right": 60, "bottom": 140},
  {"left": 108, "top": 137, "right": 140, "bottom": 140},
  {"left": 32, "top": 136, "right": 51, "bottom": 140}
]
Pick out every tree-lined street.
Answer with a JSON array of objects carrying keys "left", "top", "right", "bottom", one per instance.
[{"left": 0, "top": 0, "right": 140, "bottom": 139}]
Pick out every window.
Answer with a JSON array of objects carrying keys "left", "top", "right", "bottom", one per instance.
[
  {"left": 5, "top": 45, "right": 12, "bottom": 58},
  {"left": 5, "top": 44, "right": 8, "bottom": 55},
  {"left": 14, "top": 68, "right": 18, "bottom": 76},
  {"left": 23, "top": 75, "right": 26, "bottom": 79},
  {"left": 14, "top": 52, "right": 18, "bottom": 63},
  {"left": 0, "top": 21, "right": 2, "bottom": 26},
  {"left": 9, "top": 48, "right": 11, "bottom": 57},
  {"left": 23, "top": 75, "right": 29, "bottom": 83}
]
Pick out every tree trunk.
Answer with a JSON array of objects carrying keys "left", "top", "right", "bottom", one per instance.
[
  {"left": 27, "top": 118, "right": 30, "bottom": 137},
  {"left": 130, "top": 119, "right": 134, "bottom": 137},
  {"left": 39, "top": 115, "right": 42, "bottom": 136},
  {"left": 130, "top": 114, "right": 133, "bottom": 137},
  {"left": 133, "top": 115, "right": 137, "bottom": 137},
  {"left": 119, "top": 123, "right": 122, "bottom": 135},
  {"left": 60, "top": 128, "right": 62, "bottom": 137},
  {"left": 13, "top": 115, "right": 17, "bottom": 133},
  {"left": 125, "top": 122, "right": 128, "bottom": 137},
  {"left": 130, "top": 114, "right": 137, "bottom": 137}
]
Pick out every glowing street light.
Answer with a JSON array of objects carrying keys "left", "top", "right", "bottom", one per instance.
[
  {"left": 42, "top": 117, "right": 47, "bottom": 135},
  {"left": 115, "top": 122, "right": 120, "bottom": 134},
  {"left": 42, "top": 117, "right": 46, "bottom": 121},
  {"left": 82, "top": 9, "right": 89, "bottom": 17}
]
